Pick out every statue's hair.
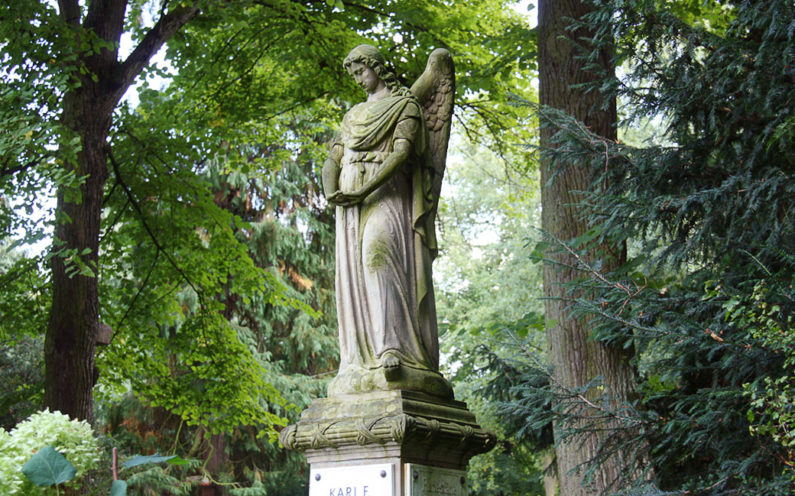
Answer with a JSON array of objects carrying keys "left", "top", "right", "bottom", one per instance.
[{"left": 343, "top": 45, "right": 412, "bottom": 98}]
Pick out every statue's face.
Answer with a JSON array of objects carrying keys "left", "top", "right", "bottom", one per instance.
[{"left": 348, "top": 62, "right": 381, "bottom": 94}]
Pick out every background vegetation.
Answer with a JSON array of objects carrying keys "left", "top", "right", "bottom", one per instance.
[{"left": 1, "top": 0, "right": 791, "bottom": 495}]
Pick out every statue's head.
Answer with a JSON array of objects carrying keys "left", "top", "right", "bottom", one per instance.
[{"left": 343, "top": 44, "right": 403, "bottom": 95}]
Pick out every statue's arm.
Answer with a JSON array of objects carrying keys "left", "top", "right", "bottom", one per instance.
[
  {"left": 322, "top": 143, "right": 343, "bottom": 200},
  {"left": 343, "top": 114, "right": 419, "bottom": 203},
  {"left": 355, "top": 137, "right": 411, "bottom": 197},
  {"left": 328, "top": 138, "right": 411, "bottom": 207},
  {"left": 329, "top": 114, "right": 420, "bottom": 206}
]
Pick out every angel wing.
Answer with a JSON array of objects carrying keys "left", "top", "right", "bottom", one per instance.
[{"left": 410, "top": 48, "right": 455, "bottom": 213}]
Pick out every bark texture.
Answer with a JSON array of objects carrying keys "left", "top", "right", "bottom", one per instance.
[
  {"left": 538, "top": 0, "right": 638, "bottom": 493},
  {"left": 45, "top": 0, "right": 199, "bottom": 423}
]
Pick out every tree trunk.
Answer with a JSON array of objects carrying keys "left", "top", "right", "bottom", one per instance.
[
  {"left": 44, "top": 86, "right": 111, "bottom": 423},
  {"left": 44, "top": 0, "right": 200, "bottom": 423},
  {"left": 203, "top": 432, "right": 228, "bottom": 496},
  {"left": 542, "top": 448, "right": 558, "bottom": 496},
  {"left": 538, "top": 0, "right": 638, "bottom": 494}
]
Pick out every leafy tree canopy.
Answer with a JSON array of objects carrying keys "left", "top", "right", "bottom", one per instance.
[{"left": 1, "top": 1, "right": 539, "bottom": 491}]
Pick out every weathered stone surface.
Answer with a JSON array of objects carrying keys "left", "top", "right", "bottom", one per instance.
[
  {"left": 282, "top": 48, "right": 493, "bottom": 494},
  {"left": 279, "top": 390, "right": 495, "bottom": 471},
  {"left": 321, "top": 45, "right": 456, "bottom": 399},
  {"left": 406, "top": 464, "right": 466, "bottom": 496},
  {"left": 327, "top": 361, "right": 454, "bottom": 399}
]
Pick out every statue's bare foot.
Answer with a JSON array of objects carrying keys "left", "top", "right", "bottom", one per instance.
[
  {"left": 381, "top": 351, "right": 401, "bottom": 380},
  {"left": 382, "top": 353, "right": 399, "bottom": 369}
]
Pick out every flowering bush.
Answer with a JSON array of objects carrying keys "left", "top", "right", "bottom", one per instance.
[
  {"left": 0, "top": 409, "right": 100, "bottom": 495},
  {"left": 0, "top": 426, "right": 24, "bottom": 495}
]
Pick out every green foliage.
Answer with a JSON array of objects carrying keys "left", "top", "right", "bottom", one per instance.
[
  {"left": 0, "top": 409, "right": 100, "bottom": 495},
  {"left": 435, "top": 138, "right": 549, "bottom": 493},
  {"left": 91, "top": 1, "right": 535, "bottom": 489},
  {"left": 22, "top": 445, "right": 77, "bottom": 488},
  {"left": 465, "top": 338, "right": 553, "bottom": 496},
  {"left": 121, "top": 454, "right": 179, "bottom": 468},
  {"left": 96, "top": 92, "right": 338, "bottom": 489},
  {"left": 0, "top": 427, "right": 21, "bottom": 495},
  {"left": 113, "top": 451, "right": 202, "bottom": 496},
  {"left": 159, "top": 0, "right": 535, "bottom": 152},
  {"left": 109, "top": 480, "right": 128, "bottom": 496},
  {"left": 511, "top": 0, "right": 795, "bottom": 493},
  {"left": 437, "top": 139, "right": 543, "bottom": 348},
  {"left": 739, "top": 280, "right": 795, "bottom": 472},
  {"left": 0, "top": 243, "right": 50, "bottom": 347},
  {"left": 123, "top": 465, "right": 196, "bottom": 496},
  {"left": 3, "top": 0, "right": 538, "bottom": 493},
  {"left": 0, "top": 335, "right": 44, "bottom": 429},
  {"left": 83, "top": 0, "right": 535, "bottom": 444},
  {"left": 94, "top": 87, "right": 292, "bottom": 437},
  {"left": 746, "top": 376, "right": 795, "bottom": 459},
  {"left": 0, "top": 1, "right": 84, "bottom": 250}
]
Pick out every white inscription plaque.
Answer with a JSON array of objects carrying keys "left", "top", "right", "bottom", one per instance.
[
  {"left": 406, "top": 464, "right": 466, "bottom": 496},
  {"left": 310, "top": 463, "right": 394, "bottom": 496}
]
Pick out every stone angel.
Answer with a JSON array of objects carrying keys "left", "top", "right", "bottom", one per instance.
[{"left": 321, "top": 45, "right": 455, "bottom": 398}]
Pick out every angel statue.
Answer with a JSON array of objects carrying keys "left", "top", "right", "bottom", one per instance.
[{"left": 322, "top": 45, "right": 455, "bottom": 398}]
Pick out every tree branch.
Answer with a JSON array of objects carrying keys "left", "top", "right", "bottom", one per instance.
[
  {"left": 105, "top": 145, "right": 202, "bottom": 303},
  {"left": 58, "top": 0, "right": 81, "bottom": 25},
  {"left": 1, "top": 157, "right": 45, "bottom": 178},
  {"left": 453, "top": 113, "right": 477, "bottom": 143},
  {"left": 341, "top": 0, "right": 449, "bottom": 49},
  {"left": 115, "top": 2, "right": 202, "bottom": 95},
  {"left": 112, "top": 248, "right": 159, "bottom": 340},
  {"left": 98, "top": 197, "right": 129, "bottom": 244},
  {"left": 84, "top": 0, "right": 128, "bottom": 64}
]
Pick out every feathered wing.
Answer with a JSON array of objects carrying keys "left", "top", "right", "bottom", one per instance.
[{"left": 410, "top": 48, "right": 455, "bottom": 219}]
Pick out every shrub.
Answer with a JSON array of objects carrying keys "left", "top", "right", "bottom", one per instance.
[{"left": 0, "top": 409, "right": 100, "bottom": 495}]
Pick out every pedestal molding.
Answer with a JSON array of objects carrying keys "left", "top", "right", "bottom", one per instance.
[{"left": 281, "top": 412, "right": 494, "bottom": 453}]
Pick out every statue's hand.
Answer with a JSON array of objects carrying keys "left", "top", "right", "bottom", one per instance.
[
  {"left": 327, "top": 190, "right": 363, "bottom": 207},
  {"left": 326, "top": 190, "right": 342, "bottom": 203}
]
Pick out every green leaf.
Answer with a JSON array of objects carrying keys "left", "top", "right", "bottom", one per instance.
[
  {"left": 121, "top": 453, "right": 176, "bottom": 469},
  {"left": 530, "top": 241, "right": 550, "bottom": 261},
  {"left": 110, "top": 479, "right": 128, "bottom": 496},
  {"left": 21, "top": 445, "right": 77, "bottom": 487}
]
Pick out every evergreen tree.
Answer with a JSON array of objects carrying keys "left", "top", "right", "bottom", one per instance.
[
  {"left": 435, "top": 139, "right": 550, "bottom": 495},
  {"left": 537, "top": 0, "right": 644, "bottom": 493},
  {"left": 505, "top": 0, "right": 793, "bottom": 494}
]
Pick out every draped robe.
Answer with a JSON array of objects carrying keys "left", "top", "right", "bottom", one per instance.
[{"left": 328, "top": 93, "right": 443, "bottom": 395}]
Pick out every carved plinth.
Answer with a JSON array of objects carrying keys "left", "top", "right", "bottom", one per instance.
[{"left": 280, "top": 390, "right": 495, "bottom": 471}]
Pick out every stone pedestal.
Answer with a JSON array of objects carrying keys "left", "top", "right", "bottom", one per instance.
[{"left": 280, "top": 390, "right": 495, "bottom": 495}]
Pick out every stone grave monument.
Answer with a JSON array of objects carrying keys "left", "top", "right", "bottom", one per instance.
[{"left": 280, "top": 44, "right": 495, "bottom": 496}]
